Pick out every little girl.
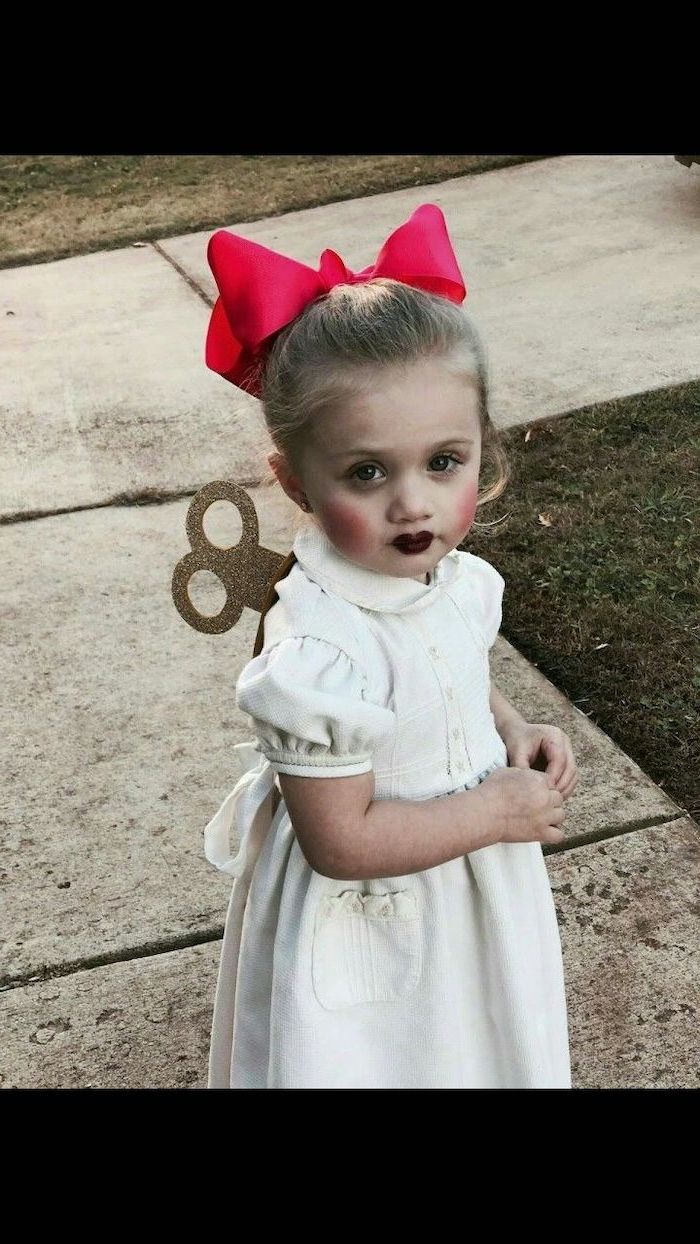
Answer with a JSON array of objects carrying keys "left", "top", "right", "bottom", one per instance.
[{"left": 202, "top": 204, "right": 578, "bottom": 1089}]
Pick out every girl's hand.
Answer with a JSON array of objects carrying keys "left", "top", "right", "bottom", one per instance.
[
  {"left": 499, "top": 720, "right": 579, "bottom": 801},
  {"left": 473, "top": 767, "right": 566, "bottom": 846}
]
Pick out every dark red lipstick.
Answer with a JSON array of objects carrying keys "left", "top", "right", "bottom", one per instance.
[{"left": 392, "top": 531, "right": 433, "bottom": 554}]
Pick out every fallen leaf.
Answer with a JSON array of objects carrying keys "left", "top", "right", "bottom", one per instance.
[
  {"left": 525, "top": 423, "right": 556, "bottom": 443},
  {"left": 132, "top": 241, "right": 147, "bottom": 248},
  {"left": 538, "top": 512, "right": 553, "bottom": 527},
  {"left": 593, "top": 643, "right": 610, "bottom": 650}
]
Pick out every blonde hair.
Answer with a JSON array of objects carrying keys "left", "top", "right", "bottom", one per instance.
[{"left": 257, "top": 278, "right": 510, "bottom": 533}]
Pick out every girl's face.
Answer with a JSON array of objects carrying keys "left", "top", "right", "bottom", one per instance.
[{"left": 271, "top": 358, "right": 483, "bottom": 581}]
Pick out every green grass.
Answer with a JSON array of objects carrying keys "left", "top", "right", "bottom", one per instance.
[
  {"left": 0, "top": 154, "right": 550, "bottom": 269},
  {"left": 465, "top": 382, "right": 700, "bottom": 819}
]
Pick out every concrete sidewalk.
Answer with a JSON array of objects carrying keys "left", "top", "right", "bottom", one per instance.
[{"left": 1, "top": 155, "right": 698, "bottom": 1088}]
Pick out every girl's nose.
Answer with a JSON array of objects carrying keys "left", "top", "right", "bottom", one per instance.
[{"left": 386, "top": 484, "right": 433, "bottom": 524}]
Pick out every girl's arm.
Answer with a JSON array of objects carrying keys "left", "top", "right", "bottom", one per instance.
[
  {"left": 489, "top": 680, "right": 526, "bottom": 735},
  {"left": 278, "top": 769, "right": 500, "bottom": 881}
]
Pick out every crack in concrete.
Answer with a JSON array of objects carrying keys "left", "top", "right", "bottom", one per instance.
[
  {"left": 0, "top": 482, "right": 265, "bottom": 525},
  {"left": 0, "top": 928, "right": 225, "bottom": 994},
  {"left": 151, "top": 240, "right": 214, "bottom": 308},
  {"left": 542, "top": 809, "right": 690, "bottom": 856}
]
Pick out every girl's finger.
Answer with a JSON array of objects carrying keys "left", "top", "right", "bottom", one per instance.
[
  {"left": 560, "top": 771, "right": 579, "bottom": 799},
  {"left": 546, "top": 750, "right": 566, "bottom": 786},
  {"left": 558, "top": 747, "right": 577, "bottom": 786}
]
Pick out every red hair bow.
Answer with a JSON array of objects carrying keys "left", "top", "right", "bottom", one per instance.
[{"left": 205, "top": 203, "right": 467, "bottom": 395}]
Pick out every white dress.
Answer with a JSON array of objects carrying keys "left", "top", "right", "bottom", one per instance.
[{"left": 204, "top": 522, "right": 571, "bottom": 1088}]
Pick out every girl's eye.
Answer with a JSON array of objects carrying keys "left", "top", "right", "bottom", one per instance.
[
  {"left": 352, "top": 464, "right": 383, "bottom": 482},
  {"left": 430, "top": 453, "right": 462, "bottom": 472},
  {"left": 350, "top": 454, "right": 463, "bottom": 484}
]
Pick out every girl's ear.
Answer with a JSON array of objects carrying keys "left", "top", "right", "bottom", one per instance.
[
  {"left": 267, "top": 451, "right": 307, "bottom": 511},
  {"left": 267, "top": 450, "right": 283, "bottom": 477},
  {"left": 267, "top": 450, "right": 292, "bottom": 488}
]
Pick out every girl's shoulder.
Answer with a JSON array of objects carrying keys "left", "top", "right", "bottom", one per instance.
[
  {"left": 260, "top": 560, "right": 369, "bottom": 669},
  {"left": 236, "top": 567, "right": 396, "bottom": 768},
  {"left": 449, "top": 550, "right": 506, "bottom": 650},
  {"left": 451, "top": 549, "right": 506, "bottom": 595}
]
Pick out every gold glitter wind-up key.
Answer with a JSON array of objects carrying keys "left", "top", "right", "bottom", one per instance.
[{"left": 172, "top": 480, "right": 288, "bottom": 635}]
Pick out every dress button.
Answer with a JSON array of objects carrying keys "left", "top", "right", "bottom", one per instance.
[
  {"left": 429, "top": 646, "right": 440, "bottom": 658},
  {"left": 452, "top": 728, "right": 460, "bottom": 741},
  {"left": 445, "top": 687, "right": 454, "bottom": 700}
]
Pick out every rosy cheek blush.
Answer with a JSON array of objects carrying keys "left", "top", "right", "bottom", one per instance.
[
  {"left": 320, "top": 501, "right": 372, "bottom": 558},
  {"left": 456, "top": 482, "right": 478, "bottom": 533}
]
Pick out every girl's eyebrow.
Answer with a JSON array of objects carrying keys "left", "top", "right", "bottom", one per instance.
[{"left": 330, "top": 437, "right": 475, "bottom": 460}]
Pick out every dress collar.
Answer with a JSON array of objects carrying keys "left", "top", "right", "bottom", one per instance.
[{"left": 292, "top": 520, "right": 462, "bottom": 614}]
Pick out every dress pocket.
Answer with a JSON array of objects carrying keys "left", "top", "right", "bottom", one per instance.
[{"left": 311, "top": 889, "right": 421, "bottom": 1010}]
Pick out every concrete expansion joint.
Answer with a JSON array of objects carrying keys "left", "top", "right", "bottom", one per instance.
[
  {"left": 0, "top": 927, "right": 226, "bottom": 994},
  {"left": 0, "top": 483, "right": 263, "bottom": 526},
  {"left": 151, "top": 240, "right": 214, "bottom": 308},
  {"left": 543, "top": 809, "right": 692, "bottom": 856}
]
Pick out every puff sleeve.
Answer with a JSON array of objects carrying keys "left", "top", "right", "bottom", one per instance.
[
  {"left": 469, "top": 555, "right": 505, "bottom": 650},
  {"left": 235, "top": 636, "right": 396, "bottom": 778}
]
